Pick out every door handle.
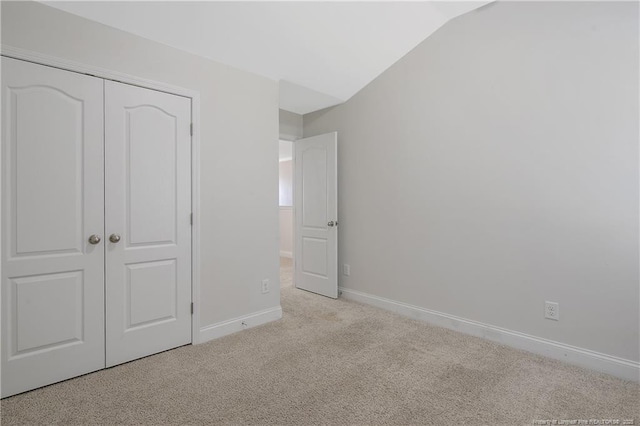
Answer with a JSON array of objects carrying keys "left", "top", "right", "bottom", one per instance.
[
  {"left": 88, "top": 234, "right": 101, "bottom": 245},
  {"left": 109, "top": 234, "right": 121, "bottom": 243},
  {"left": 328, "top": 221, "right": 338, "bottom": 227}
]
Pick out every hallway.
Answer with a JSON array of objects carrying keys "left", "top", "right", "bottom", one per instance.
[{"left": 280, "top": 256, "right": 293, "bottom": 289}]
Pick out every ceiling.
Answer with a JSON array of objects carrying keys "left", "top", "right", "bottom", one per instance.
[{"left": 44, "top": 1, "right": 490, "bottom": 115}]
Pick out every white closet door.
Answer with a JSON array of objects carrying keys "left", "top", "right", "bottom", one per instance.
[
  {"left": 1, "top": 57, "right": 105, "bottom": 397},
  {"left": 104, "top": 81, "right": 192, "bottom": 367}
]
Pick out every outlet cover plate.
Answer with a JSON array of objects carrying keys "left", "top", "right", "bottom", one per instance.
[{"left": 545, "top": 301, "right": 559, "bottom": 321}]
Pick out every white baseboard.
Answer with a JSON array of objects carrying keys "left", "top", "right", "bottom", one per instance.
[
  {"left": 279, "top": 250, "right": 293, "bottom": 258},
  {"left": 198, "top": 306, "right": 282, "bottom": 344},
  {"left": 339, "top": 287, "right": 639, "bottom": 382}
]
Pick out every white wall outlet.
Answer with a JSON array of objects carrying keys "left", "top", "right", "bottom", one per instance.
[
  {"left": 545, "top": 301, "right": 559, "bottom": 321},
  {"left": 343, "top": 264, "right": 351, "bottom": 276},
  {"left": 261, "top": 279, "right": 270, "bottom": 294}
]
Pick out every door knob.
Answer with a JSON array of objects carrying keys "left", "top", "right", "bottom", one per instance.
[
  {"left": 109, "top": 234, "right": 121, "bottom": 243},
  {"left": 328, "top": 221, "right": 335, "bottom": 227},
  {"left": 88, "top": 234, "right": 101, "bottom": 245}
]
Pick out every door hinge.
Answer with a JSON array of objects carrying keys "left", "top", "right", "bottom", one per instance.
[
  {"left": 191, "top": 302, "right": 194, "bottom": 315},
  {"left": 190, "top": 213, "right": 193, "bottom": 225},
  {"left": 190, "top": 123, "right": 193, "bottom": 136}
]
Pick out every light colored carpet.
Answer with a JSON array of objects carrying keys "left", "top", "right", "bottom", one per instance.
[
  {"left": 280, "top": 256, "right": 293, "bottom": 289},
  {"left": 1, "top": 258, "right": 638, "bottom": 425}
]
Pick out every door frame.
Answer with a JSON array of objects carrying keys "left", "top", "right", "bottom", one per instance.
[{"left": 0, "top": 45, "right": 204, "bottom": 344}]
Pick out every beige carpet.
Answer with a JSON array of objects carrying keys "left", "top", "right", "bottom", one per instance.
[
  {"left": 280, "top": 256, "right": 293, "bottom": 289},
  {"left": 1, "top": 257, "right": 638, "bottom": 425}
]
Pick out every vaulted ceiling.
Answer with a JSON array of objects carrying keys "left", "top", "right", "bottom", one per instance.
[{"left": 45, "top": 1, "right": 490, "bottom": 114}]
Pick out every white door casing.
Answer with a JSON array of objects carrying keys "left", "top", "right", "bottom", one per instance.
[
  {"left": 1, "top": 57, "right": 105, "bottom": 397},
  {"left": 104, "top": 81, "right": 192, "bottom": 367},
  {"left": 294, "top": 132, "right": 338, "bottom": 298}
]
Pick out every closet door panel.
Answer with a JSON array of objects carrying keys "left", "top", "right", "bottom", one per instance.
[
  {"left": 1, "top": 57, "right": 105, "bottom": 398},
  {"left": 104, "top": 80, "right": 192, "bottom": 367}
]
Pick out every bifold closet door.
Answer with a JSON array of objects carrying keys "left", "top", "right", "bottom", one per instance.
[
  {"left": 1, "top": 57, "right": 105, "bottom": 398},
  {"left": 104, "top": 81, "right": 192, "bottom": 367}
]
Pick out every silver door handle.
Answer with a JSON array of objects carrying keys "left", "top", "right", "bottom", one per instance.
[
  {"left": 88, "top": 234, "right": 101, "bottom": 245},
  {"left": 328, "top": 221, "right": 338, "bottom": 227},
  {"left": 109, "top": 234, "right": 121, "bottom": 243}
]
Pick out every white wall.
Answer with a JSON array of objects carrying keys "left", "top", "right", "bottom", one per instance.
[
  {"left": 1, "top": 1, "right": 280, "bottom": 335},
  {"left": 279, "top": 160, "right": 293, "bottom": 207},
  {"left": 279, "top": 160, "right": 294, "bottom": 257},
  {"left": 279, "top": 109, "right": 303, "bottom": 141},
  {"left": 279, "top": 207, "right": 293, "bottom": 258},
  {"left": 304, "top": 1, "right": 639, "bottom": 364}
]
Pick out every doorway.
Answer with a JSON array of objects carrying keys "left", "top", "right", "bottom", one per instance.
[
  {"left": 279, "top": 140, "right": 294, "bottom": 289},
  {"left": 278, "top": 133, "right": 338, "bottom": 298}
]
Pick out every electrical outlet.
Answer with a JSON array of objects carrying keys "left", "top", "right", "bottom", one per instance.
[
  {"left": 261, "top": 279, "right": 270, "bottom": 294},
  {"left": 343, "top": 264, "right": 351, "bottom": 276},
  {"left": 545, "top": 301, "right": 559, "bottom": 321}
]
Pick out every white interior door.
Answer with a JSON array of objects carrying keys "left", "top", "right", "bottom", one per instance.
[
  {"left": 104, "top": 81, "right": 192, "bottom": 367},
  {"left": 294, "top": 132, "right": 338, "bottom": 298},
  {"left": 1, "top": 57, "right": 105, "bottom": 397}
]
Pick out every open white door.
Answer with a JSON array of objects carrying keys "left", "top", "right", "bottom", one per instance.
[{"left": 294, "top": 132, "right": 338, "bottom": 298}]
